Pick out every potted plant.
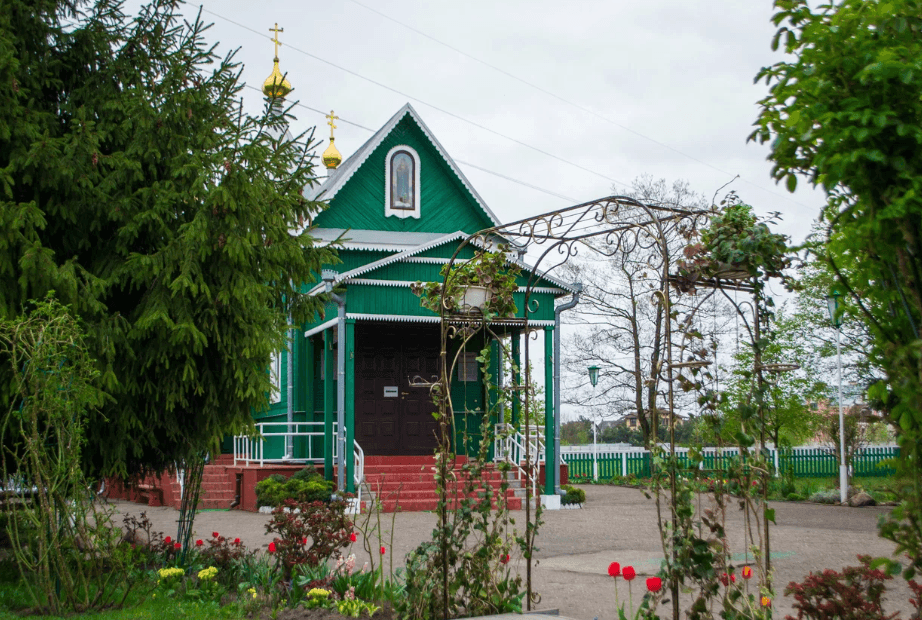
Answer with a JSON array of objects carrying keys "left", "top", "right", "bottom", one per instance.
[
  {"left": 413, "top": 247, "right": 521, "bottom": 318},
  {"left": 675, "top": 199, "right": 790, "bottom": 292}
]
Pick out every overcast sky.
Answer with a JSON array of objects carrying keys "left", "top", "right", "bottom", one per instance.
[
  {"left": 151, "top": 1, "right": 823, "bottom": 423},
  {"left": 162, "top": 0, "right": 825, "bottom": 245}
]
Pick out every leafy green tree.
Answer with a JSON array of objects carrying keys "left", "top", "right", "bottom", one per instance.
[
  {"left": 0, "top": 0, "right": 333, "bottom": 477},
  {"left": 560, "top": 417, "right": 592, "bottom": 446},
  {"left": 708, "top": 309, "right": 827, "bottom": 448},
  {"left": 752, "top": 0, "right": 922, "bottom": 573}
]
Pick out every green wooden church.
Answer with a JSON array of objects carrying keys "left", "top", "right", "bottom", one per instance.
[
  {"left": 112, "top": 46, "right": 575, "bottom": 512},
  {"left": 241, "top": 101, "right": 576, "bottom": 508}
]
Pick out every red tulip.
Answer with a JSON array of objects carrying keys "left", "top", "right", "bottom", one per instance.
[
  {"left": 212, "top": 532, "right": 219, "bottom": 539},
  {"left": 268, "top": 542, "right": 276, "bottom": 553},
  {"left": 731, "top": 574, "right": 736, "bottom": 583},
  {"left": 646, "top": 577, "right": 662, "bottom": 592},
  {"left": 174, "top": 542, "right": 181, "bottom": 550},
  {"left": 164, "top": 536, "right": 172, "bottom": 544},
  {"left": 720, "top": 573, "right": 729, "bottom": 586},
  {"left": 742, "top": 566, "right": 753, "bottom": 580},
  {"left": 195, "top": 539, "right": 203, "bottom": 547},
  {"left": 349, "top": 532, "right": 357, "bottom": 543},
  {"left": 623, "top": 566, "right": 636, "bottom": 581},
  {"left": 380, "top": 546, "right": 386, "bottom": 555},
  {"left": 608, "top": 562, "right": 621, "bottom": 578},
  {"left": 234, "top": 537, "right": 241, "bottom": 545},
  {"left": 500, "top": 554, "right": 510, "bottom": 564}
]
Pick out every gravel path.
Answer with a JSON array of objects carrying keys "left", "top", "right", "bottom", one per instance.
[{"left": 114, "top": 484, "right": 914, "bottom": 619}]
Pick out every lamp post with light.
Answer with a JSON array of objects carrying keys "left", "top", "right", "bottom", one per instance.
[
  {"left": 588, "top": 366, "right": 600, "bottom": 481},
  {"left": 826, "top": 288, "right": 848, "bottom": 504}
]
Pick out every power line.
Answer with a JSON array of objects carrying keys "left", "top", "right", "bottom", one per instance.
[
  {"left": 200, "top": 6, "right": 634, "bottom": 193},
  {"left": 241, "top": 84, "right": 576, "bottom": 203},
  {"left": 343, "top": 0, "right": 815, "bottom": 211}
]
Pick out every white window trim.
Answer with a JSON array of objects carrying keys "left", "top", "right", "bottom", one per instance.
[
  {"left": 269, "top": 351, "right": 281, "bottom": 403},
  {"left": 384, "top": 144, "right": 421, "bottom": 220}
]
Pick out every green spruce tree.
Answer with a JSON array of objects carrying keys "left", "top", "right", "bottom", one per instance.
[{"left": 0, "top": 0, "right": 335, "bottom": 477}]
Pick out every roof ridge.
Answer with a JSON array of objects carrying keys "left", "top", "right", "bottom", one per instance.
[{"left": 303, "top": 104, "right": 500, "bottom": 227}]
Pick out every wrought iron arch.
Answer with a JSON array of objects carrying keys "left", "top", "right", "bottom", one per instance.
[{"left": 425, "top": 195, "right": 712, "bottom": 615}]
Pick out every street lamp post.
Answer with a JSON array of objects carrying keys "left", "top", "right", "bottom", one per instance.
[
  {"left": 826, "top": 289, "right": 848, "bottom": 504},
  {"left": 588, "top": 366, "right": 600, "bottom": 481}
]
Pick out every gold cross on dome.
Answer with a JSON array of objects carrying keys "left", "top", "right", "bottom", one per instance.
[
  {"left": 269, "top": 23, "right": 284, "bottom": 58},
  {"left": 326, "top": 110, "right": 339, "bottom": 138}
]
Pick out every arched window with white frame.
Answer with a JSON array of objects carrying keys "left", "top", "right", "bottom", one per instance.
[{"left": 385, "top": 145, "right": 421, "bottom": 219}]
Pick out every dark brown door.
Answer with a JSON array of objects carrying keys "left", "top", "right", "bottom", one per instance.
[{"left": 355, "top": 323, "right": 440, "bottom": 455}]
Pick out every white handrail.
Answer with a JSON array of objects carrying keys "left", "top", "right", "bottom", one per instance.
[
  {"left": 234, "top": 421, "right": 331, "bottom": 466},
  {"left": 494, "top": 423, "right": 545, "bottom": 497},
  {"left": 233, "top": 422, "right": 365, "bottom": 509}
]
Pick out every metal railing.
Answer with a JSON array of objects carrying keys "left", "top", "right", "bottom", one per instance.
[
  {"left": 493, "top": 424, "right": 548, "bottom": 497},
  {"left": 233, "top": 421, "right": 328, "bottom": 466},
  {"left": 233, "top": 422, "right": 365, "bottom": 504}
]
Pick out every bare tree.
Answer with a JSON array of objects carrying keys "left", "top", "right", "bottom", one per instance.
[{"left": 561, "top": 177, "right": 732, "bottom": 443}]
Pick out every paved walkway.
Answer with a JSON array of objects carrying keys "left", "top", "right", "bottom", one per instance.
[{"left": 114, "top": 485, "right": 913, "bottom": 619}]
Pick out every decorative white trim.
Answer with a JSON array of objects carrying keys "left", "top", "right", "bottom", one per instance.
[
  {"left": 304, "top": 230, "right": 580, "bottom": 297},
  {"left": 345, "top": 278, "right": 566, "bottom": 295},
  {"left": 403, "top": 256, "right": 455, "bottom": 264},
  {"left": 303, "top": 318, "right": 338, "bottom": 338},
  {"left": 384, "top": 145, "right": 421, "bottom": 220},
  {"left": 345, "top": 313, "right": 555, "bottom": 327},
  {"left": 303, "top": 104, "right": 501, "bottom": 227}
]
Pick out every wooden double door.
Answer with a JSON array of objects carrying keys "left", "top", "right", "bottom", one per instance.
[{"left": 355, "top": 323, "right": 440, "bottom": 455}]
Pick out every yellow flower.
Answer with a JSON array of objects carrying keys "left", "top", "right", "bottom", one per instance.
[
  {"left": 197, "top": 566, "right": 219, "bottom": 581},
  {"left": 248, "top": 587, "right": 257, "bottom": 599},
  {"left": 157, "top": 567, "right": 185, "bottom": 581},
  {"left": 761, "top": 595, "right": 771, "bottom": 607},
  {"left": 308, "top": 588, "right": 331, "bottom": 599}
]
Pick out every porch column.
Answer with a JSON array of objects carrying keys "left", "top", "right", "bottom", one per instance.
[
  {"left": 323, "top": 329, "right": 335, "bottom": 482},
  {"left": 488, "top": 337, "right": 501, "bottom": 461},
  {"left": 345, "top": 319, "right": 356, "bottom": 494},
  {"left": 511, "top": 332, "right": 521, "bottom": 427},
  {"left": 544, "top": 326, "right": 555, "bottom": 495},
  {"left": 303, "top": 335, "right": 315, "bottom": 460}
]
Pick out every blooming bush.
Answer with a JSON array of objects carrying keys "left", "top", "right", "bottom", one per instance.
[
  {"left": 264, "top": 497, "right": 354, "bottom": 579},
  {"left": 784, "top": 555, "right": 898, "bottom": 620}
]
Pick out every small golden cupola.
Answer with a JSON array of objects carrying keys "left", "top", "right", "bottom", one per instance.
[
  {"left": 262, "top": 23, "right": 292, "bottom": 99},
  {"left": 322, "top": 110, "right": 343, "bottom": 170}
]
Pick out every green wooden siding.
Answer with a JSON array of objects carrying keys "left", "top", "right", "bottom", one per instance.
[
  {"left": 312, "top": 115, "right": 494, "bottom": 234},
  {"left": 416, "top": 244, "right": 479, "bottom": 260}
]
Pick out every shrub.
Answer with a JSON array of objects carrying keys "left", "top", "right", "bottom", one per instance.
[
  {"left": 809, "top": 490, "right": 841, "bottom": 505},
  {"left": 265, "top": 499, "right": 353, "bottom": 579},
  {"left": 561, "top": 485, "right": 586, "bottom": 505},
  {"left": 784, "top": 555, "right": 894, "bottom": 620},
  {"left": 255, "top": 475, "right": 334, "bottom": 508},
  {"left": 291, "top": 465, "right": 323, "bottom": 483}
]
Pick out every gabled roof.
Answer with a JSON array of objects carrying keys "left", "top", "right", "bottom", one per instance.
[
  {"left": 306, "top": 230, "right": 580, "bottom": 295},
  {"left": 304, "top": 103, "right": 501, "bottom": 227}
]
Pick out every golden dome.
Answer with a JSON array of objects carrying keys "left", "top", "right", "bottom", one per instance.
[
  {"left": 262, "top": 58, "right": 292, "bottom": 99},
  {"left": 322, "top": 138, "right": 342, "bottom": 169}
]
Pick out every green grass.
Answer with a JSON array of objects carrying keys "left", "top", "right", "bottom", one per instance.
[
  {"left": 0, "top": 597, "right": 245, "bottom": 620},
  {"left": 0, "top": 560, "right": 245, "bottom": 620}
]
